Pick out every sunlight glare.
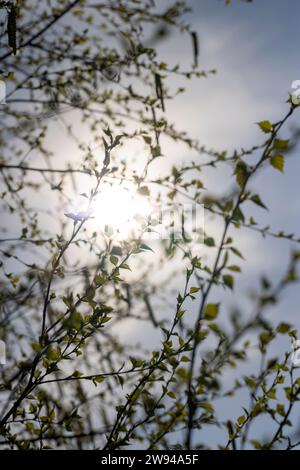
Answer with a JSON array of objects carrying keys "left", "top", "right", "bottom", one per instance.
[{"left": 94, "top": 182, "right": 152, "bottom": 238}]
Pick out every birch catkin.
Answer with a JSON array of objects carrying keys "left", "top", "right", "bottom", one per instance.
[{"left": 7, "top": 5, "right": 17, "bottom": 55}]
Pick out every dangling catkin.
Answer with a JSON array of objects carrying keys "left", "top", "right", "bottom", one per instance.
[{"left": 7, "top": 5, "right": 17, "bottom": 55}]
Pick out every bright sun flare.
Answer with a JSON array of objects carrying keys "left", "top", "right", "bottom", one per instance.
[
  {"left": 68, "top": 182, "right": 153, "bottom": 239},
  {"left": 95, "top": 183, "right": 152, "bottom": 236}
]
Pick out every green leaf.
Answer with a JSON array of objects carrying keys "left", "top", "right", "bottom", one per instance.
[
  {"left": 257, "top": 120, "right": 272, "bottom": 133},
  {"left": 31, "top": 342, "right": 41, "bottom": 352},
  {"left": 199, "top": 402, "right": 214, "bottom": 413},
  {"left": 260, "top": 331, "right": 273, "bottom": 346},
  {"left": 251, "top": 439, "right": 262, "bottom": 450},
  {"left": 62, "top": 296, "right": 72, "bottom": 308},
  {"left": 276, "top": 404, "right": 285, "bottom": 417},
  {"left": 151, "top": 145, "right": 161, "bottom": 158},
  {"left": 93, "top": 375, "right": 105, "bottom": 383},
  {"left": 227, "top": 265, "right": 241, "bottom": 272},
  {"left": 180, "top": 355, "right": 191, "bottom": 362},
  {"left": 92, "top": 375, "right": 105, "bottom": 386},
  {"left": 204, "top": 303, "right": 219, "bottom": 320},
  {"left": 51, "top": 254, "right": 58, "bottom": 268},
  {"left": 250, "top": 194, "right": 268, "bottom": 210},
  {"left": 234, "top": 159, "right": 248, "bottom": 188},
  {"left": 223, "top": 274, "right": 234, "bottom": 290},
  {"left": 120, "top": 263, "right": 131, "bottom": 270},
  {"left": 237, "top": 415, "right": 246, "bottom": 426},
  {"left": 204, "top": 237, "right": 215, "bottom": 247},
  {"left": 95, "top": 275, "right": 105, "bottom": 286},
  {"left": 143, "top": 135, "right": 152, "bottom": 145},
  {"left": 270, "top": 154, "right": 285, "bottom": 173},
  {"left": 46, "top": 346, "right": 61, "bottom": 361},
  {"left": 111, "top": 245, "right": 122, "bottom": 256},
  {"left": 285, "top": 387, "right": 293, "bottom": 401},
  {"left": 29, "top": 403, "right": 37, "bottom": 413},
  {"left": 295, "top": 377, "right": 300, "bottom": 387},
  {"left": 276, "top": 322, "right": 290, "bottom": 334},
  {"left": 129, "top": 356, "right": 144, "bottom": 368},
  {"left": 110, "top": 255, "right": 118, "bottom": 266},
  {"left": 140, "top": 243, "right": 154, "bottom": 252},
  {"left": 273, "top": 139, "right": 289, "bottom": 151},
  {"left": 244, "top": 376, "right": 256, "bottom": 389},
  {"left": 3, "top": 71, "right": 15, "bottom": 80},
  {"left": 190, "top": 287, "right": 200, "bottom": 294},
  {"left": 72, "top": 370, "right": 82, "bottom": 378},
  {"left": 267, "top": 388, "right": 276, "bottom": 399},
  {"left": 232, "top": 206, "right": 245, "bottom": 223},
  {"left": 230, "top": 246, "right": 245, "bottom": 260},
  {"left": 176, "top": 310, "right": 185, "bottom": 320},
  {"left": 138, "top": 186, "right": 150, "bottom": 196}
]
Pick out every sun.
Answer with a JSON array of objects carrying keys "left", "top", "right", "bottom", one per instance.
[
  {"left": 65, "top": 181, "right": 152, "bottom": 239},
  {"left": 93, "top": 182, "right": 152, "bottom": 238}
]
